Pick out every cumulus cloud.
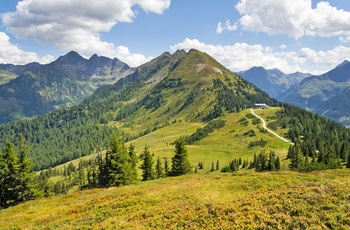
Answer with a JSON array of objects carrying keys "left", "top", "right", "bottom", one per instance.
[
  {"left": 0, "top": 32, "right": 54, "bottom": 64},
  {"left": 235, "top": 0, "right": 350, "bottom": 38},
  {"left": 170, "top": 38, "right": 350, "bottom": 74},
  {"left": 216, "top": 20, "right": 237, "bottom": 34},
  {"left": 2, "top": 0, "right": 170, "bottom": 66}
]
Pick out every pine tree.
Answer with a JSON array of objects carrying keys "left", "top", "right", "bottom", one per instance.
[
  {"left": 170, "top": 137, "right": 192, "bottom": 176},
  {"left": 140, "top": 145, "right": 154, "bottom": 181},
  {"left": 210, "top": 162, "right": 215, "bottom": 172},
  {"left": 290, "top": 141, "right": 304, "bottom": 170},
  {"left": 128, "top": 143, "right": 138, "bottom": 182},
  {"left": 0, "top": 141, "right": 20, "bottom": 209},
  {"left": 155, "top": 157, "right": 164, "bottom": 179},
  {"left": 275, "top": 156, "right": 281, "bottom": 170},
  {"left": 164, "top": 157, "right": 169, "bottom": 176},
  {"left": 216, "top": 160, "right": 219, "bottom": 170},
  {"left": 106, "top": 133, "right": 135, "bottom": 187},
  {"left": 347, "top": 152, "right": 350, "bottom": 168},
  {"left": 17, "top": 134, "right": 36, "bottom": 202}
]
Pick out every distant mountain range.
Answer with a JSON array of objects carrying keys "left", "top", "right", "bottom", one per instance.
[
  {"left": 1, "top": 49, "right": 350, "bottom": 127},
  {"left": 0, "top": 51, "right": 133, "bottom": 123},
  {"left": 238, "top": 61, "right": 350, "bottom": 126},
  {"left": 237, "top": 67, "right": 311, "bottom": 98}
]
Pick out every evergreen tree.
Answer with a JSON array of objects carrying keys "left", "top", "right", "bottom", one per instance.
[
  {"left": 216, "top": 160, "right": 219, "bottom": 170},
  {"left": 155, "top": 157, "right": 164, "bottom": 179},
  {"left": 275, "top": 156, "right": 281, "bottom": 170},
  {"left": 140, "top": 145, "right": 154, "bottom": 181},
  {"left": 128, "top": 143, "right": 138, "bottom": 182},
  {"left": 170, "top": 137, "right": 192, "bottom": 176},
  {"left": 0, "top": 141, "right": 20, "bottom": 208},
  {"left": 347, "top": 152, "right": 350, "bottom": 168},
  {"left": 164, "top": 157, "right": 169, "bottom": 176},
  {"left": 290, "top": 141, "right": 304, "bottom": 170},
  {"left": 106, "top": 133, "right": 135, "bottom": 186},
  {"left": 17, "top": 134, "right": 36, "bottom": 202},
  {"left": 210, "top": 162, "right": 215, "bottom": 172}
]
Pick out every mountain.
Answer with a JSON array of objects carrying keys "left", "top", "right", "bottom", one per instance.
[
  {"left": 0, "top": 49, "right": 277, "bottom": 170},
  {"left": 276, "top": 60, "right": 350, "bottom": 126},
  {"left": 0, "top": 62, "right": 41, "bottom": 85},
  {"left": 0, "top": 51, "right": 133, "bottom": 123},
  {"left": 237, "top": 67, "right": 311, "bottom": 98},
  {"left": 314, "top": 87, "right": 350, "bottom": 126}
]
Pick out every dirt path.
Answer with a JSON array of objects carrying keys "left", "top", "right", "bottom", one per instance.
[{"left": 250, "top": 108, "right": 294, "bottom": 145}]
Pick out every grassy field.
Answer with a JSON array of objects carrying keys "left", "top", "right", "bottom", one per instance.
[
  {"left": 2, "top": 107, "right": 349, "bottom": 229},
  {"left": 1, "top": 169, "right": 350, "bottom": 229},
  {"left": 47, "top": 108, "right": 291, "bottom": 175}
]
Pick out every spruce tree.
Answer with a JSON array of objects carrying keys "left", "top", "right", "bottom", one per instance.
[
  {"left": 17, "top": 134, "right": 36, "bottom": 202},
  {"left": 275, "top": 156, "right": 281, "bottom": 170},
  {"left": 106, "top": 133, "right": 135, "bottom": 187},
  {"left": 290, "top": 141, "right": 304, "bottom": 170},
  {"left": 155, "top": 157, "right": 164, "bottom": 179},
  {"left": 140, "top": 145, "right": 154, "bottom": 181},
  {"left": 210, "top": 162, "right": 215, "bottom": 172},
  {"left": 164, "top": 157, "right": 169, "bottom": 176},
  {"left": 170, "top": 137, "right": 192, "bottom": 176},
  {"left": 128, "top": 143, "right": 138, "bottom": 182},
  {"left": 1, "top": 141, "right": 20, "bottom": 208},
  {"left": 347, "top": 152, "right": 350, "bottom": 168}
]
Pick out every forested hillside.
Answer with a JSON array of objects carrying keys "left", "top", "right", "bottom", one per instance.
[
  {"left": 0, "top": 51, "right": 132, "bottom": 123},
  {"left": 0, "top": 49, "right": 276, "bottom": 170}
]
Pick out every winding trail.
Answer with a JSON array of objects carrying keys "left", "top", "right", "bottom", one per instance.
[{"left": 250, "top": 108, "right": 294, "bottom": 145}]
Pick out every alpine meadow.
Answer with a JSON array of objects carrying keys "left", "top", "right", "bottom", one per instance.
[{"left": 1, "top": 48, "right": 350, "bottom": 229}]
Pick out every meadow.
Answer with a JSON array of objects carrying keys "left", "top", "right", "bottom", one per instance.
[{"left": 1, "top": 169, "right": 350, "bottom": 229}]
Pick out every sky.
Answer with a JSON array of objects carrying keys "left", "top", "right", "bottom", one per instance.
[{"left": 1, "top": 0, "right": 350, "bottom": 74}]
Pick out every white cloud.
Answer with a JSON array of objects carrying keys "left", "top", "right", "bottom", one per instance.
[
  {"left": 280, "top": 44, "right": 287, "bottom": 49},
  {"left": 216, "top": 20, "right": 237, "bottom": 34},
  {"left": 2, "top": 0, "right": 170, "bottom": 67},
  {"left": 216, "top": 22, "right": 224, "bottom": 34},
  {"left": 0, "top": 32, "right": 54, "bottom": 64},
  {"left": 170, "top": 38, "right": 350, "bottom": 74},
  {"left": 235, "top": 0, "right": 350, "bottom": 38}
]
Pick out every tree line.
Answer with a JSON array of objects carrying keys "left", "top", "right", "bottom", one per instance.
[{"left": 0, "top": 134, "right": 192, "bottom": 209}]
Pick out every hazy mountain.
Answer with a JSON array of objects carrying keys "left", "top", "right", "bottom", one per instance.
[
  {"left": 277, "top": 60, "right": 350, "bottom": 126},
  {"left": 237, "top": 67, "right": 311, "bottom": 98},
  {"left": 0, "top": 51, "right": 133, "bottom": 123}
]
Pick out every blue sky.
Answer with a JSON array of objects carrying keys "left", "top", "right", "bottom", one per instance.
[{"left": 1, "top": 0, "right": 350, "bottom": 74}]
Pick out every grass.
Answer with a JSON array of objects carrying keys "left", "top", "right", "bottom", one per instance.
[
  {"left": 1, "top": 169, "right": 350, "bottom": 229},
  {"left": 2, "top": 107, "right": 349, "bottom": 229},
  {"left": 47, "top": 108, "right": 290, "bottom": 175}
]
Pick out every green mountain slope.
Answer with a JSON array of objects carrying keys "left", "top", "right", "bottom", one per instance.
[
  {"left": 0, "top": 51, "right": 132, "bottom": 123},
  {"left": 1, "top": 49, "right": 349, "bottom": 173},
  {"left": 0, "top": 49, "right": 277, "bottom": 170}
]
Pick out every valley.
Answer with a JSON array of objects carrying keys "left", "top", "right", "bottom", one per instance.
[{"left": 1, "top": 49, "right": 350, "bottom": 229}]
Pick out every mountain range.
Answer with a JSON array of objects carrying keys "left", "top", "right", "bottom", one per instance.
[
  {"left": 1, "top": 49, "right": 350, "bottom": 127},
  {"left": 237, "top": 67, "right": 311, "bottom": 98},
  {"left": 239, "top": 62, "right": 350, "bottom": 126},
  {"left": 0, "top": 49, "right": 277, "bottom": 170},
  {"left": 0, "top": 51, "right": 133, "bottom": 123}
]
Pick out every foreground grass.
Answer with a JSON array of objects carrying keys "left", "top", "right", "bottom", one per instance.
[{"left": 1, "top": 169, "right": 350, "bottom": 229}]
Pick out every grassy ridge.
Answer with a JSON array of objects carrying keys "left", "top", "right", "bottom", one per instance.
[{"left": 1, "top": 169, "right": 350, "bottom": 229}]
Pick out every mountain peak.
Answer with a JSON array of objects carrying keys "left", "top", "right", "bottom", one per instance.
[
  {"left": 55, "top": 51, "right": 86, "bottom": 65},
  {"left": 326, "top": 60, "right": 350, "bottom": 82},
  {"left": 336, "top": 60, "right": 349, "bottom": 68}
]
